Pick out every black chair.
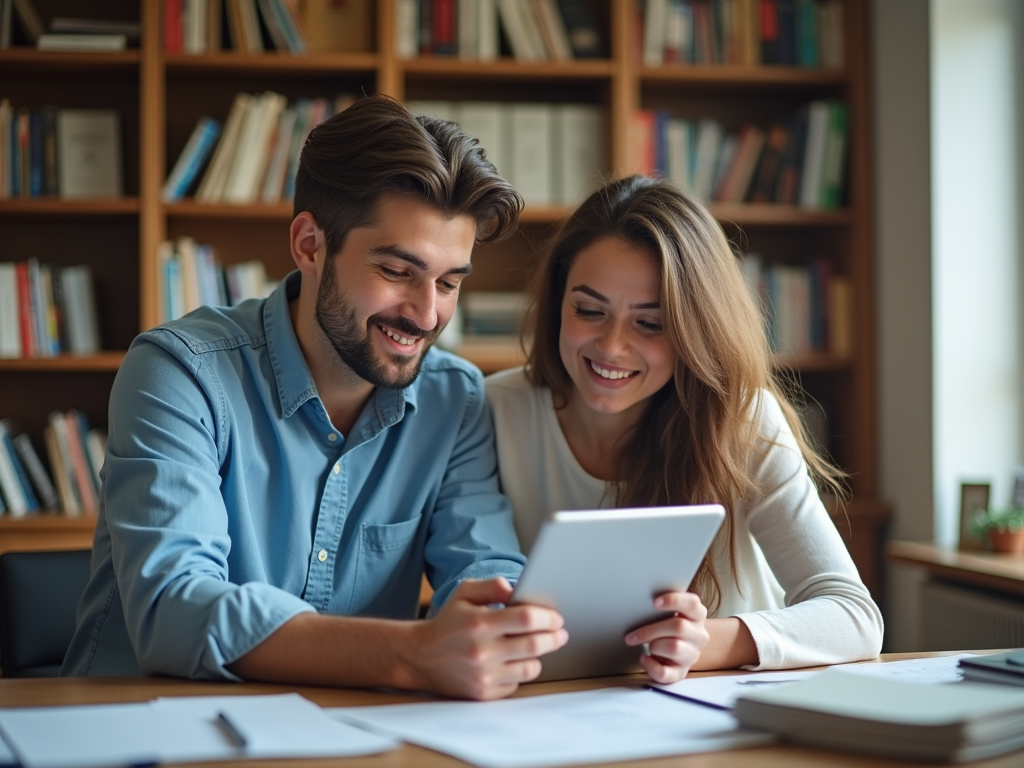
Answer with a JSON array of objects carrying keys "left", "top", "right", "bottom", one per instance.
[{"left": 0, "top": 549, "right": 92, "bottom": 678}]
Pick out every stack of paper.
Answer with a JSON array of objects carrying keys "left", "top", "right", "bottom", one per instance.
[
  {"left": 960, "top": 649, "right": 1024, "bottom": 687},
  {"left": 733, "top": 668, "right": 1024, "bottom": 763}
]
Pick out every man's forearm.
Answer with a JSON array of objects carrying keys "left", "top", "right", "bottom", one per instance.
[{"left": 227, "top": 612, "right": 424, "bottom": 690}]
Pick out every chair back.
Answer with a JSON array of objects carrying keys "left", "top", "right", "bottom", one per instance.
[{"left": 0, "top": 549, "right": 92, "bottom": 677}]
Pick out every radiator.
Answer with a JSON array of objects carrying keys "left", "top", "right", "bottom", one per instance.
[{"left": 921, "top": 580, "right": 1024, "bottom": 651}]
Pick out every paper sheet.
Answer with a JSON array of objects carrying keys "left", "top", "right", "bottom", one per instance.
[
  {"left": 650, "top": 653, "right": 977, "bottom": 711},
  {"left": 0, "top": 694, "right": 397, "bottom": 768},
  {"left": 330, "top": 686, "right": 773, "bottom": 768}
]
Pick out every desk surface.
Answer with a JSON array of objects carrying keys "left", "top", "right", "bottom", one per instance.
[
  {"left": 2, "top": 652, "right": 1020, "bottom": 768},
  {"left": 887, "top": 540, "right": 1024, "bottom": 597}
]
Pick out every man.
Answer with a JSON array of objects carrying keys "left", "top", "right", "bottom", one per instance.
[{"left": 62, "top": 96, "right": 566, "bottom": 700}]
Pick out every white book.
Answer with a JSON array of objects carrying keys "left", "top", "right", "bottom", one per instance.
[
  {"left": 225, "top": 91, "right": 287, "bottom": 203},
  {"left": 36, "top": 33, "right": 127, "bottom": 51},
  {"left": 455, "top": 102, "right": 508, "bottom": 178},
  {"left": 509, "top": 103, "right": 554, "bottom": 206},
  {"left": 0, "top": 262, "right": 20, "bottom": 357},
  {"left": 457, "top": 0, "right": 478, "bottom": 59},
  {"left": 553, "top": 103, "right": 605, "bottom": 205},
  {"left": 0, "top": 421, "right": 28, "bottom": 516},
  {"left": 496, "top": 0, "right": 541, "bottom": 61},
  {"left": 799, "top": 100, "right": 831, "bottom": 208},
  {"left": 43, "top": 422, "right": 79, "bottom": 516},
  {"left": 692, "top": 118, "right": 723, "bottom": 201},
  {"left": 643, "top": 0, "right": 668, "bottom": 66},
  {"left": 394, "top": 0, "right": 419, "bottom": 59},
  {"left": 516, "top": 0, "right": 548, "bottom": 59},
  {"left": 61, "top": 265, "right": 101, "bottom": 354},
  {"left": 666, "top": 118, "right": 693, "bottom": 194},
  {"left": 477, "top": 0, "right": 498, "bottom": 61},
  {"left": 183, "top": 0, "right": 207, "bottom": 53},
  {"left": 196, "top": 92, "right": 252, "bottom": 202},
  {"left": 532, "top": 0, "right": 572, "bottom": 60},
  {"left": 27, "top": 258, "right": 52, "bottom": 358},
  {"left": 261, "top": 106, "right": 297, "bottom": 203},
  {"left": 57, "top": 109, "right": 123, "bottom": 198},
  {"left": 176, "top": 237, "right": 202, "bottom": 314},
  {"left": 85, "top": 430, "right": 106, "bottom": 495}
]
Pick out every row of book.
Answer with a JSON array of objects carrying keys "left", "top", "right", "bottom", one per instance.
[
  {"left": 0, "top": 261, "right": 101, "bottom": 359},
  {"left": 165, "top": 0, "right": 373, "bottom": 55},
  {"left": 0, "top": 0, "right": 138, "bottom": 51},
  {"left": 157, "top": 237, "right": 276, "bottom": 323},
  {"left": 633, "top": 99, "right": 848, "bottom": 208},
  {"left": 0, "top": 102, "right": 124, "bottom": 199},
  {"left": 412, "top": 100, "right": 606, "bottom": 207},
  {"left": 162, "top": 93, "right": 349, "bottom": 204},
  {"left": 0, "top": 412, "right": 105, "bottom": 517},
  {"left": 640, "top": 0, "right": 844, "bottom": 68},
  {"left": 396, "top": 0, "right": 605, "bottom": 61},
  {"left": 742, "top": 253, "right": 852, "bottom": 357}
]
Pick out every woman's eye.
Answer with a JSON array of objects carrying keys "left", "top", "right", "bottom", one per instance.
[
  {"left": 574, "top": 307, "right": 602, "bottom": 319},
  {"left": 638, "top": 320, "right": 662, "bottom": 332}
]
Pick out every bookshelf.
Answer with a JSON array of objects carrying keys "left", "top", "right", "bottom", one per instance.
[{"left": 0, "top": 0, "right": 883, "bottom": 593}]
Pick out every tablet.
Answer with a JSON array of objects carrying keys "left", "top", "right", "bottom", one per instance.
[{"left": 510, "top": 504, "right": 725, "bottom": 682}]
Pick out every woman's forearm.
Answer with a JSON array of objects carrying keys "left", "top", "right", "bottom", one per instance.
[{"left": 691, "top": 617, "right": 759, "bottom": 670}]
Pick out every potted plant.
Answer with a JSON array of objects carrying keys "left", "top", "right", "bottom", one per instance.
[{"left": 970, "top": 506, "right": 1024, "bottom": 554}]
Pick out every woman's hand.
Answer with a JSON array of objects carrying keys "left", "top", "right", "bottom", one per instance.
[{"left": 624, "top": 591, "right": 709, "bottom": 684}]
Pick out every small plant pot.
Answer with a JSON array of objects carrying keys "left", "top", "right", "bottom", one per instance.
[{"left": 989, "top": 529, "right": 1024, "bottom": 555}]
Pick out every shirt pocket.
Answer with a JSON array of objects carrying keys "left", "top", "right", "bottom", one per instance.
[{"left": 348, "top": 515, "right": 425, "bottom": 617}]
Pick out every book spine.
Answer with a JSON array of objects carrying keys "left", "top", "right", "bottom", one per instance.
[
  {"left": 433, "top": 0, "right": 454, "bottom": 55},
  {"left": 12, "top": 432, "right": 58, "bottom": 510},
  {"left": 0, "top": 421, "right": 28, "bottom": 515},
  {"left": 44, "top": 423, "right": 80, "bottom": 516},
  {"left": 62, "top": 410, "right": 98, "bottom": 513},
  {"left": 28, "top": 110, "right": 42, "bottom": 196},
  {"left": 41, "top": 106, "right": 58, "bottom": 196},
  {"left": 14, "top": 261, "right": 34, "bottom": 356},
  {"left": 0, "top": 424, "right": 38, "bottom": 511},
  {"left": 166, "top": 0, "right": 184, "bottom": 52},
  {"left": 0, "top": 261, "right": 21, "bottom": 357}
]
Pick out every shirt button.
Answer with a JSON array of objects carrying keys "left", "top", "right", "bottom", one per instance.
[
  {"left": 333, "top": 463, "right": 341, "bottom": 475},
  {"left": 317, "top": 549, "right": 328, "bottom": 562},
  {"left": 327, "top": 433, "right": 338, "bottom": 442}
]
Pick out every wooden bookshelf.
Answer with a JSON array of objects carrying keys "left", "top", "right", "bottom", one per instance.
[{"left": 1, "top": 1, "right": 882, "bottom": 589}]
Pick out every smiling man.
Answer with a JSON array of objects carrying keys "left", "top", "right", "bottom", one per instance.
[{"left": 61, "top": 96, "right": 567, "bottom": 700}]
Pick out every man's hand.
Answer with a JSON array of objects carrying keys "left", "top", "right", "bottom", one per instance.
[
  {"left": 624, "top": 591, "right": 709, "bottom": 684},
  {"left": 404, "top": 577, "right": 567, "bottom": 700}
]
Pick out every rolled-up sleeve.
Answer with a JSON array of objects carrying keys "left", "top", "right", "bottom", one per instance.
[
  {"left": 423, "top": 372, "right": 525, "bottom": 612},
  {"left": 106, "top": 338, "right": 314, "bottom": 680}
]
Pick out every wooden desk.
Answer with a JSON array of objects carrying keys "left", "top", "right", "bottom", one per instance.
[
  {"left": 2, "top": 652, "right": 1019, "bottom": 768},
  {"left": 887, "top": 540, "right": 1024, "bottom": 598}
]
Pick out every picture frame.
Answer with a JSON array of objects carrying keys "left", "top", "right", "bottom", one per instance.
[{"left": 959, "top": 482, "right": 991, "bottom": 551}]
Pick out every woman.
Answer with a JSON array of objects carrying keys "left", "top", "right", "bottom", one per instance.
[{"left": 486, "top": 175, "right": 883, "bottom": 683}]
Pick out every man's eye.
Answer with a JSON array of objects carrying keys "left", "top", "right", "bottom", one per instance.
[
  {"left": 439, "top": 280, "right": 458, "bottom": 292},
  {"left": 381, "top": 266, "right": 404, "bottom": 278}
]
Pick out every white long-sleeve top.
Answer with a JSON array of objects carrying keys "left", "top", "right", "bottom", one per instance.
[{"left": 485, "top": 367, "right": 883, "bottom": 670}]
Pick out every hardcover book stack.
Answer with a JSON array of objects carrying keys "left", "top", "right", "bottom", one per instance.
[
  {"left": 0, "top": 413, "right": 105, "bottom": 517},
  {"left": 632, "top": 100, "right": 848, "bottom": 209},
  {"left": 0, "top": 102, "right": 123, "bottom": 199},
  {"left": 395, "top": 0, "right": 605, "bottom": 61},
  {"left": 157, "top": 237, "right": 275, "bottom": 324},
  {"left": 640, "top": 0, "right": 844, "bottom": 68},
  {"left": 163, "top": 93, "right": 350, "bottom": 204},
  {"left": 410, "top": 100, "right": 606, "bottom": 207},
  {"left": 0, "top": 261, "right": 101, "bottom": 359}
]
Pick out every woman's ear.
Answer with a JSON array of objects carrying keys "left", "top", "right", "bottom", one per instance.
[{"left": 290, "top": 212, "right": 324, "bottom": 278}]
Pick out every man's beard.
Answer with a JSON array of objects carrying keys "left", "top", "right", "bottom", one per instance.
[{"left": 314, "top": 258, "right": 439, "bottom": 389}]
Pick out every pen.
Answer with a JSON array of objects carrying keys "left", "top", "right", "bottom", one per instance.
[
  {"left": 735, "top": 679, "right": 799, "bottom": 685},
  {"left": 216, "top": 712, "right": 248, "bottom": 749}
]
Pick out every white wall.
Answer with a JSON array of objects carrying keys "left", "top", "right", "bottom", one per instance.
[
  {"left": 872, "top": 0, "right": 934, "bottom": 652},
  {"left": 931, "top": 0, "right": 1023, "bottom": 546}
]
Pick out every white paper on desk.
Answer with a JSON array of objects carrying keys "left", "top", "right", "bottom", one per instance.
[
  {"left": 330, "top": 687, "right": 773, "bottom": 768},
  {"left": 838, "top": 653, "right": 976, "bottom": 684},
  {"left": 154, "top": 693, "right": 398, "bottom": 758},
  {"left": 0, "top": 701, "right": 229, "bottom": 768}
]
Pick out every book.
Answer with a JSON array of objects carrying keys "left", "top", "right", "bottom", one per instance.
[
  {"left": 11, "top": 431, "right": 58, "bottom": 510},
  {"left": 41, "top": 106, "right": 58, "bottom": 196},
  {"left": 260, "top": 106, "right": 297, "bottom": 203},
  {"left": 643, "top": 0, "right": 668, "bottom": 66},
  {"left": 820, "top": 100, "right": 848, "bottom": 208},
  {"left": 0, "top": 419, "right": 29, "bottom": 515},
  {"left": 734, "top": 668, "right": 1024, "bottom": 763},
  {"left": 59, "top": 410, "right": 97, "bottom": 513},
  {"left": 553, "top": 103, "right": 605, "bottom": 205},
  {"left": 162, "top": 115, "right": 223, "bottom": 202},
  {"left": 532, "top": 0, "right": 572, "bottom": 60},
  {"left": 57, "top": 109, "right": 123, "bottom": 198},
  {"left": 11, "top": 0, "right": 43, "bottom": 44},
  {"left": 0, "top": 0, "right": 13, "bottom": 49},
  {"left": 223, "top": 91, "right": 286, "bottom": 203},
  {"left": 49, "top": 17, "right": 141, "bottom": 41},
  {"left": 960, "top": 649, "right": 1024, "bottom": 687},
  {"left": 496, "top": 0, "right": 542, "bottom": 61},
  {"left": 477, "top": 0, "right": 498, "bottom": 60},
  {"left": 44, "top": 421, "right": 80, "bottom": 515},
  {"left": 749, "top": 122, "right": 788, "bottom": 202},
  {"left": 195, "top": 92, "right": 251, "bottom": 202},
  {"left": 36, "top": 33, "right": 127, "bottom": 51},
  {"left": 61, "top": 265, "right": 101, "bottom": 355},
  {"left": 798, "top": 99, "right": 830, "bottom": 208},
  {"left": 0, "top": 421, "right": 39, "bottom": 512},
  {"left": 165, "top": 0, "right": 183, "bottom": 52},
  {"left": 456, "top": 101, "right": 507, "bottom": 178},
  {"left": 0, "top": 262, "right": 19, "bottom": 357},
  {"left": 555, "top": 0, "right": 604, "bottom": 57},
  {"left": 508, "top": 103, "right": 553, "bottom": 205},
  {"left": 714, "top": 123, "right": 765, "bottom": 203}
]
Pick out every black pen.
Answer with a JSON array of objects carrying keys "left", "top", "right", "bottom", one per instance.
[{"left": 216, "top": 711, "right": 248, "bottom": 749}]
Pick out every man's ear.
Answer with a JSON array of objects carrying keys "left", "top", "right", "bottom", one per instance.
[{"left": 290, "top": 212, "right": 324, "bottom": 277}]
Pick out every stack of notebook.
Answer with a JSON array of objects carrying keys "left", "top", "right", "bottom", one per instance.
[
  {"left": 733, "top": 668, "right": 1024, "bottom": 763},
  {"left": 959, "top": 649, "right": 1024, "bottom": 687}
]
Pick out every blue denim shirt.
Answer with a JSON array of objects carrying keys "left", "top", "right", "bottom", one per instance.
[{"left": 62, "top": 271, "right": 524, "bottom": 680}]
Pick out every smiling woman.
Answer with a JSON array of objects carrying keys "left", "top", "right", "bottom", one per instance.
[{"left": 486, "top": 175, "right": 884, "bottom": 683}]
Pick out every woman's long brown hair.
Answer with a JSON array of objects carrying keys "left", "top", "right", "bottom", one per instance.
[{"left": 524, "top": 176, "right": 845, "bottom": 613}]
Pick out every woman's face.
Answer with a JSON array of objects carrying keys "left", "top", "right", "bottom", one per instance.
[{"left": 558, "top": 236, "right": 674, "bottom": 417}]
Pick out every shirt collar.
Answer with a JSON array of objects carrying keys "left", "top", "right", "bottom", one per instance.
[{"left": 265, "top": 270, "right": 420, "bottom": 422}]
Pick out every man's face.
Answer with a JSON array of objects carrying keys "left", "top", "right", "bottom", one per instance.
[{"left": 315, "top": 193, "right": 477, "bottom": 389}]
